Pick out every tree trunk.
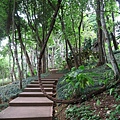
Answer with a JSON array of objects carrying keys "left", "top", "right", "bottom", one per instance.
[
  {"left": 35, "top": 44, "right": 39, "bottom": 76},
  {"left": 70, "top": 5, "right": 78, "bottom": 52},
  {"left": 38, "top": 0, "right": 62, "bottom": 101},
  {"left": 78, "top": 11, "right": 83, "bottom": 65},
  {"left": 48, "top": 1, "right": 79, "bottom": 69},
  {"left": 12, "top": 0, "right": 22, "bottom": 88},
  {"left": 59, "top": 7, "right": 79, "bottom": 68},
  {"left": 111, "top": 32, "right": 118, "bottom": 50},
  {"left": 14, "top": 35, "right": 23, "bottom": 89},
  {"left": 112, "top": 12, "right": 115, "bottom": 36},
  {"left": 100, "top": 0, "right": 120, "bottom": 79},
  {"left": 111, "top": 12, "right": 118, "bottom": 50},
  {"left": 24, "top": 31, "right": 28, "bottom": 78},
  {"left": 8, "top": 50, "right": 13, "bottom": 82},
  {"left": 8, "top": 36, "right": 17, "bottom": 81},
  {"left": 106, "top": 14, "right": 118, "bottom": 50},
  {"left": 65, "top": 40, "right": 72, "bottom": 70},
  {"left": 96, "top": 0, "right": 105, "bottom": 66},
  {"left": 42, "top": 53, "right": 46, "bottom": 73},
  {"left": 21, "top": 44, "right": 24, "bottom": 78},
  {"left": 46, "top": 46, "right": 49, "bottom": 71},
  {"left": 41, "top": 0, "right": 47, "bottom": 73},
  {"left": 18, "top": 28, "right": 34, "bottom": 76},
  {"left": 102, "top": 32, "right": 108, "bottom": 63},
  {"left": 42, "top": 28, "right": 47, "bottom": 72},
  {"left": 66, "top": 39, "right": 79, "bottom": 68},
  {"left": 15, "top": 14, "right": 35, "bottom": 76}
]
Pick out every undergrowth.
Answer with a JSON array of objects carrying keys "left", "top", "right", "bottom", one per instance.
[
  {"left": 56, "top": 54, "right": 120, "bottom": 119},
  {"left": 65, "top": 104, "right": 101, "bottom": 120},
  {"left": 57, "top": 64, "right": 114, "bottom": 100}
]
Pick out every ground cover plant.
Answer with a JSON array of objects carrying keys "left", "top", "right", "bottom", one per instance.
[
  {"left": 56, "top": 53, "right": 120, "bottom": 120},
  {"left": 0, "top": 73, "right": 49, "bottom": 111},
  {"left": 0, "top": 77, "right": 36, "bottom": 111}
]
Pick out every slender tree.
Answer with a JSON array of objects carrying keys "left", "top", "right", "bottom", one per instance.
[
  {"left": 96, "top": 0, "right": 106, "bottom": 65},
  {"left": 60, "top": 5, "right": 79, "bottom": 68},
  {"left": 100, "top": 0, "right": 120, "bottom": 79},
  {"left": 12, "top": 0, "right": 23, "bottom": 88},
  {"left": 15, "top": 13, "right": 35, "bottom": 76},
  {"left": 78, "top": 11, "right": 83, "bottom": 65},
  {"left": 8, "top": 36, "right": 17, "bottom": 81}
]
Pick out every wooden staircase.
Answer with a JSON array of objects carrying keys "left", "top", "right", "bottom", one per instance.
[{"left": 0, "top": 73, "right": 63, "bottom": 120}]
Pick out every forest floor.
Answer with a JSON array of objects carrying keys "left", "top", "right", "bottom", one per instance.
[
  {"left": 55, "top": 91, "right": 120, "bottom": 120},
  {"left": 55, "top": 53, "right": 120, "bottom": 120},
  {"left": 55, "top": 80, "right": 120, "bottom": 119}
]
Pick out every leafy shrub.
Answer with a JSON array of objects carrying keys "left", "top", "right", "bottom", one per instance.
[
  {"left": 0, "top": 76, "right": 38, "bottom": 102},
  {"left": 59, "top": 66, "right": 94, "bottom": 99}
]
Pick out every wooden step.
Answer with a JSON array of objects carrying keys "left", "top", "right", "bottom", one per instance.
[
  {"left": 45, "top": 73, "right": 64, "bottom": 79},
  {"left": 35, "top": 78, "right": 58, "bottom": 81},
  {"left": 30, "top": 81, "right": 55, "bottom": 84},
  {"left": 9, "top": 97, "right": 53, "bottom": 106},
  {"left": 0, "top": 106, "right": 52, "bottom": 120},
  {"left": 19, "top": 92, "right": 53, "bottom": 97},
  {"left": 0, "top": 74, "right": 63, "bottom": 120},
  {"left": 23, "top": 87, "right": 54, "bottom": 92},
  {"left": 26, "top": 84, "right": 56, "bottom": 88}
]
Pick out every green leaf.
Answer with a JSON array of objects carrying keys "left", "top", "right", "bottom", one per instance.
[
  {"left": 116, "top": 105, "right": 120, "bottom": 111},
  {"left": 78, "top": 65, "right": 85, "bottom": 71},
  {"left": 66, "top": 79, "right": 70, "bottom": 82},
  {"left": 106, "top": 63, "right": 114, "bottom": 71},
  {"left": 71, "top": 67, "right": 76, "bottom": 71},
  {"left": 96, "top": 99, "right": 101, "bottom": 106},
  {"left": 75, "top": 82, "right": 80, "bottom": 89},
  {"left": 109, "top": 88, "right": 114, "bottom": 95}
]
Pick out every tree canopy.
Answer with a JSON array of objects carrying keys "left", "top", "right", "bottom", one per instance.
[{"left": 0, "top": 0, "right": 120, "bottom": 84}]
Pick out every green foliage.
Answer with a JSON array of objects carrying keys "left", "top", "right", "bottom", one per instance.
[
  {"left": 0, "top": 0, "right": 8, "bottom": 39},
  {"left": 65, "top": 104, "right": 101, "bottom": 120},
  {"left": 106, "top": 104, "right": 120, "bottom": 120},
  {"left": 0, "top": 78, "right": 11, "bottom": 86},
  {"left": 96, "top": 99, "right": 101, "bottom": 106},
  {"left": 108, "top": 86, "right": 120, "bottom": 101},
  {"left": 0, "top": 76, "right": 37, "bottom": 102},
  {"left": 109, "top": 88, "right": 115, "bottom": 95},
  {"left": 104, "top": 0, "right": 119, "bottom": 33},
  {"left": 58, "top": 60, "right": 67, "bottom": 70},
  {"left": 60, "top": 66, "right": 94, "bottom": 99},
  {"left": 0, "top": 103, "right": 8, "bottom": 112},
  {"left": 98, "top": 65, "right": 114, "bottom": 86},
  {"left": 0, "top": 71, "right": 48, "bottom": 103},
  {"left": 0, "top": 57, "right": 9, "bottom": 79},
  {"left": 106, "top": 63, "right": 114, "bottom": 71}
]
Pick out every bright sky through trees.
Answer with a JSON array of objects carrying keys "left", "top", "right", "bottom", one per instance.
[{"left": 0, "top": 37, "right": 8, "bottom": 50}]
